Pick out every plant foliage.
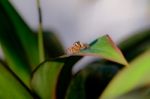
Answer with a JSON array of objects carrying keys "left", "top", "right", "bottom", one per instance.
[{"left": 0, "top": 1, "right": 150, "bottom": 99}]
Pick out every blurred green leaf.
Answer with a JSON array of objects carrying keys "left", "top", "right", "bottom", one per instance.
[
  {"left": 117, "top": 85, "right": 150, "bottom": 99},
  {"left": 119, "top": 30, "right": 150, "bottom": 50},
  {"left": 100, "top": 50, "right": 150, "bottom": 99},
  {"left": 56, "top": 56, "right": 81, "bottom": 99},
  {"left": 31, "top": 59, "right": 65, "bottom": 99},
  {"left": 119, "top": 30, "right": 150, "bottom": 61},
  {"left": 0, "top": 0, "right": 65, "bottom": 88},
  {"left": 0, "top": 62, "right": 33, "bottom": 99},
  {"left": 31, "top": 56, "right": 81, "bottom": 99},
  {"left": 64, "top": 35, "right": 128, "bottom": 66},
  {"left": 0, "top": 10, "right": 31, "bottom": 87},
  {"left": 65, "top": 71, "right": 86, "bottom": 99},
  {"left": 65, "top": 63, "right": 119, "bottom": 99},
  {"left": 43, "top": 31, "right": 65, "bottom": 58},
  {"left": 0, "top": 0, "right": 39, "bottom": 68}
]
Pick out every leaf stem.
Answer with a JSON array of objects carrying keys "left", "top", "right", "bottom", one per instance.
[{"left": 36, "top": 0, "right": 45, "bottom": 63}]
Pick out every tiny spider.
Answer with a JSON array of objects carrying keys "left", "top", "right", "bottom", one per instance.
[{"left": 66, "top": 41, "right": 89, "bottom": 54}]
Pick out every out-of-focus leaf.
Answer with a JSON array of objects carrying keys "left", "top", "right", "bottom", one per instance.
[
  {"left": 119, "top": 30, "right": 150, "bottom": 50},
  {"left": 117, "top": 85, "right": 150, "bottom": 99},
  {"left": 63, "top": 35, "right": 128, "bottom": 66},
  {"left": 100, "top": 50, "right": 150, "bottom": 99},
  {"left": 119, "top": 30, "right": 150, "bottom": 61},
  {"left": 32, "top": 60, "right": 64, "bottom": 99},
  {"left": 0, "top": 62, "right": 33, "bottom": 99},
  {"left": 0, "top": 0, "right": 39, "bottom": 68},
  {"left": 0, "top": 10, "right": 31, "bottom": 87},
  {"left": 43, "top": 31, "right": 64, "bottom": 58},
  {"left": 65, "top": 63, "right": 119, "bottom": 99},
  {"left": 32, "top": 56, "right": 81, "bottom": 99},
  {"left": 56, "top": 56, "right": 81, "bottom": 99},
  {"left": 65, "top": 71, "right": 86, "bottom": 99}
]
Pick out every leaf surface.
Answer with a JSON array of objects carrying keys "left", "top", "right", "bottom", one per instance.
[
  {"left": 100, "top": 50, "right": 150, "bottom": 99},
  {"left": 31, "top": 59, "right": 65, "bottom": 99},
  {"left": 64, "top": 35, "right": 128, "bottom": 66},
  {"left": 0, "top": 1, "right": 41, "bottom": 87},
  {"left": 0, "top": 62, "right": 33, "bottom": 99},
  {"left": 32, "top": 56, "right": 81, "bottom": 99},
  {"left": 65, "top": 63, "right": 119, "bottom": 99},
  {"left": 0, "top": 0, "right": 39, "bottom": 68}
]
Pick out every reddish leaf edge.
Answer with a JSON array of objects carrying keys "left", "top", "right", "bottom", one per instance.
[{"left": 59, "top": 35, "right": 128, "bottom": 66}]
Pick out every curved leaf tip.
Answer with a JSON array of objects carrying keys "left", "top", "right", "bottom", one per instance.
[{"left": 63, "top": 35, "right": 128, "bottom": 66}]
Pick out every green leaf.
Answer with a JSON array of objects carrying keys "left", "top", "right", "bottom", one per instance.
[
  {"left": 65, "top": 62, "right": 119, "bottom": 99},
  {"left": 31, "top": 56, "right": 81, "bottom": 99},
  {"left": 0, "top": 0, "right": 40, "bottom": 87},
  {"left": 43, "top": 31, "right": 65, "bottom": 58},
  {"left": 100, "top": 50, "right": 150, "bottom": 99},
  {"left": 119, "top": 30, "right": 150, "bottom": 61},
  {"left": 65, "top": 72, "right": 87, "bottom": 99},
  {"left": 0, "top": 62, "right": 33, "bottom": 99},
  {"left": 0, "top": 12, "right": 31, "bottom": 87},
  {"left": 117, "top": 85, "right": 150, "bottom": 99},
  {"left": 119, "top": 30, "right": 150, "bottom": 51},
  {"left": 0, "top": 0, "right": 39, "bottom": 68},
  {"left": 31, "top": 59, "right": 65, "bottom": 99},
  {"left": 56, "top": 56, "right": 81, "bottom": 99},
  {"left": 64, "top": 35, "right": 128, "bottom": 66}
]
